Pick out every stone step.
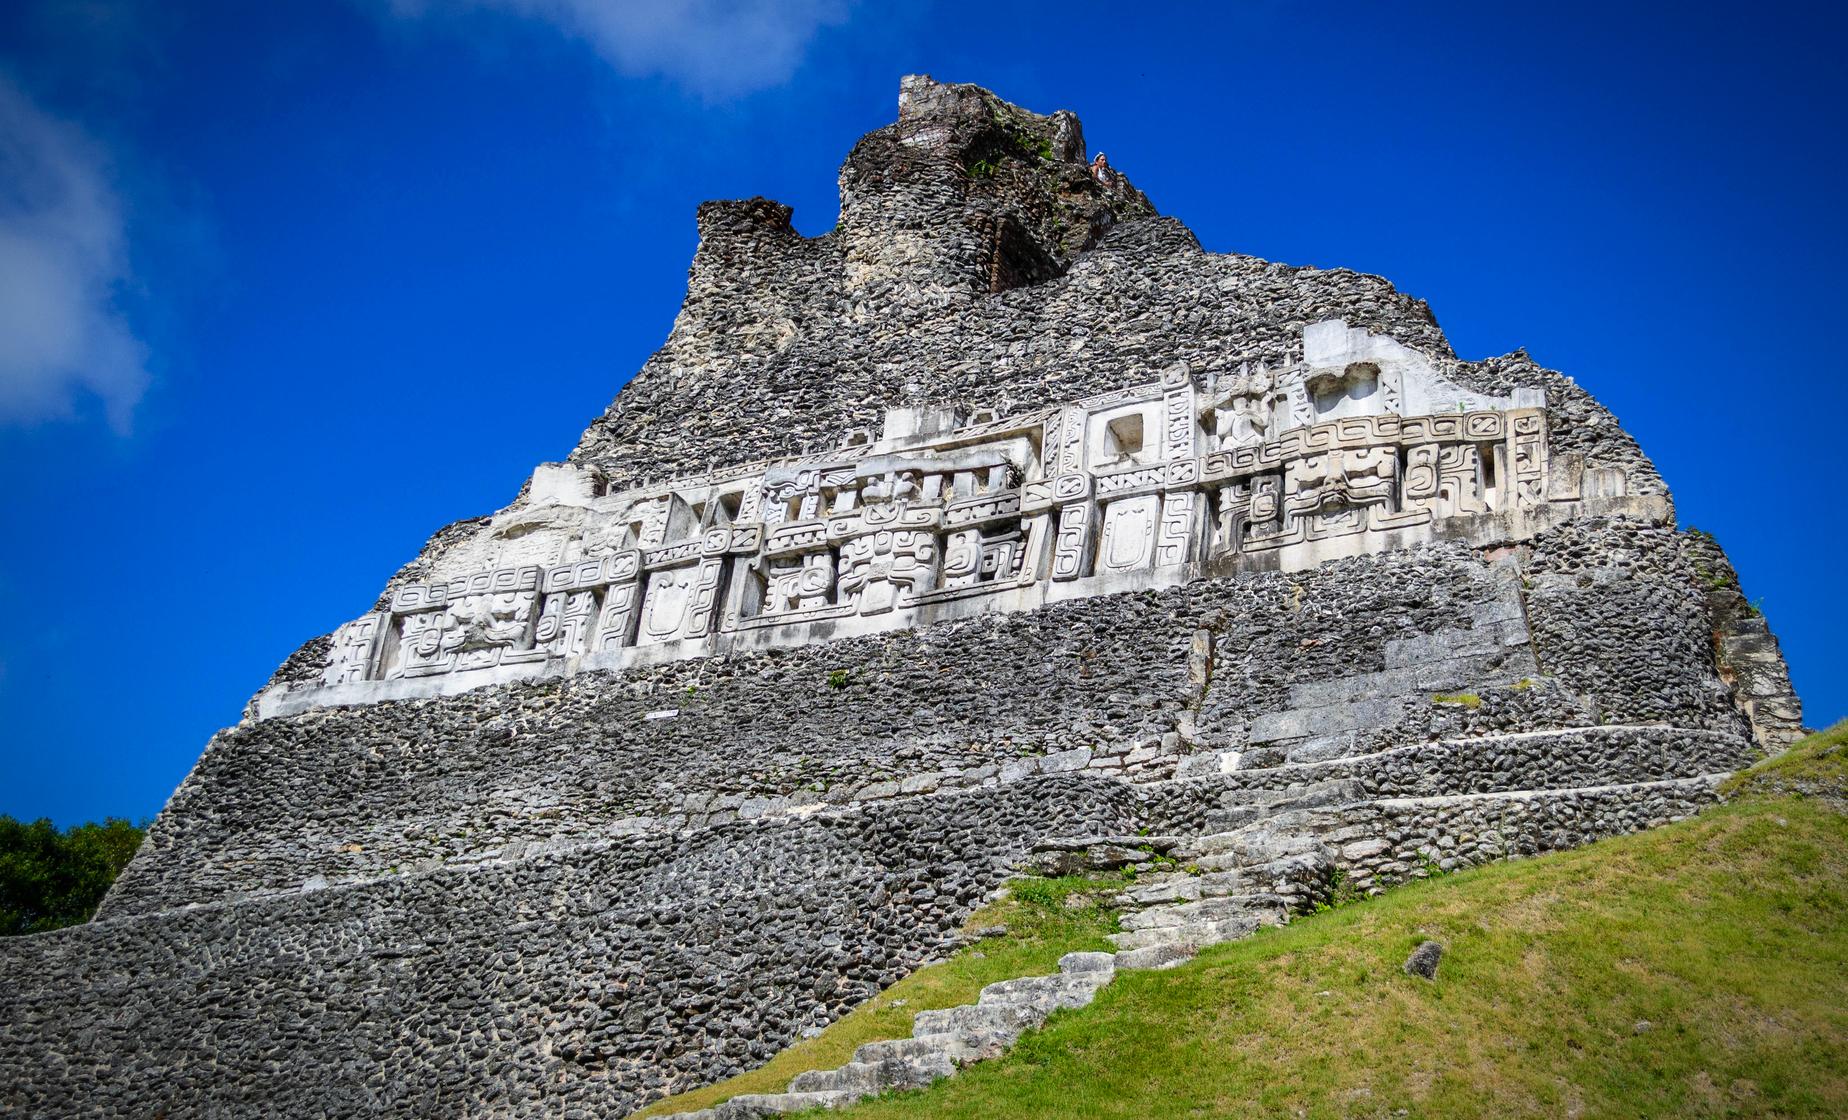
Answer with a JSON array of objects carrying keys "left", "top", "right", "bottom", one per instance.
[
  {"left": 1192, "top": 846, "right": 1326, "bottom": 877},
  {"left": 1249, "top": 615, "right": 1537, "bottom": 746},
  {"left": 1284, "top": 661, "right": 1468, "bottom": 710},
  {"left": 1204, "top": 781, "right": 1366, "bottom": 834},
  {"left": 976, "top": 972, "right": 1107, "bottom": 1016},
  {"left": 668, "top": 953, "right": 1122, "bottom": 1119},
  {"left": 1249, "top": 698, "right": 1397, "bottom": 746},
  {"left": 1191, "top": 868, "right": 1260, "bottom": 900},
  {"left": 1203, "top": 803, "right": 1265, "bottom": 832},
  {"left": 1176, "top": 827, "right": 1327, "bottom": 866},
  {"left": 1383, "top": 619, "right": 1530, "bottom": 671},
  {"left": 1112, "top": 943, "right": 1198, "bottom": 971},
  {"left": 787, "top": 1050, "right": 952, "bottom": 1095},
  {"left": 850, "top": 1031, "right": 976, "bottom": 1067},
  {"left": 1233, "top": 853, "right": 1331, "bottom": 896},
  {"left": 1058, "top": 950, "right": 1117, "bottom": 977},
  {"left": 1108, "top": 914, "right": 1262, "bottom": 952},
  {"left": 911, "top": 1001, "right": 1037, "bottom": 1041},
  {"left": 1118, "top": 893, "right": 1283, "bottom": 932},
  {"left": 1023, "top": 834, "right": 1182, "bottom": 875},
  {"left": 1217, "top": 777, "right": 1366, "bottom": 811},
  {"left": 713, "top": 1089, "right": 860, "bottom": 1118},
  {"left": 1120, "top": 856, "right": 1325, "bottom": 915},
  {"left": 1032, "top": 834, "right": 1183, "bottom": 854},
  {"left": 1118, "top": 873, "right": 1201, "bottom": 906}
]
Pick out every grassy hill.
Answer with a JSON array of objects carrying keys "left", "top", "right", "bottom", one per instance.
[{"left": 639, "top": 724, "right": 1848, "bottom": 1119}]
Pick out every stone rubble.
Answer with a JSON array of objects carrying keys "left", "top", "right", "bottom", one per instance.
[{"left": 1403, "top": 941, "right": 1445, "bottom": 981}]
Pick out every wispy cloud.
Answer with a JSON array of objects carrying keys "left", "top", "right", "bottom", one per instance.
[
  {"left": 0, "top": 74, "right": 147, "bottom": 434},
  {"left": 383, "top": 0, "right": 852, "bottom": 99}
]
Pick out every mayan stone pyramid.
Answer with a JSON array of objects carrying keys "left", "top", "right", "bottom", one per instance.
[{"left": 0, "top": 77, "right": 1803, "bottom": 1118}]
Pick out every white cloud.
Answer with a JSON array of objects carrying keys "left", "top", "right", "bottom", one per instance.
[
  {"left": 0, "top": 75, "right": 147, "bottom": 434},
  {"left": 385, "top": 0, "right": 851, "bottom": 98}
]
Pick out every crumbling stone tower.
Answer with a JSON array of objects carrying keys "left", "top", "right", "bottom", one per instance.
[{"left": 0, "top": 77, "right": 1801, "bottom": 1119}]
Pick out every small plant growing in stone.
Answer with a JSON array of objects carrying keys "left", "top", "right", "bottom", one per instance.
[
  {"left": 1009, "top": 879, "right": 1055, "bottom": 906},
  {"left": 826, "top": 669, "right": 851, "bottom": 689},
  {"left": 1311, "top": 868, "right": 1363, "bottom": 913},
  {"left": 1431, "top": 692, "right": 1482, "bottom": 709},
  {"left": 1136, "top": 843, "right": 1180, "bottom": 872}
]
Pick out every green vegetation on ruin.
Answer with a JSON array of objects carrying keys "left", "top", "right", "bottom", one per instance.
[
  {"left": 651, "top": 723, "right": 1848, "bottom": 1119},
  {"left": 1723, "top": 719, "right": 1848, "bottom": 804},
  {"left": 629, "top": 875, "right": 1123, "bottom": 1118}
]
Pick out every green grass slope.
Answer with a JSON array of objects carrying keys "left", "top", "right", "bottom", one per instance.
[
  {"left": 634, "top": 725, "right": 1848, "bottom": 1119},
  {"left": 634, "top": 877, "right": 1126, "bottom": 1118},
  {"left": 840, "top": 724, "right": 1848, "bottom": 1119}
]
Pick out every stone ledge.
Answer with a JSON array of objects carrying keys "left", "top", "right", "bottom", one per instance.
[{"left": 255, "top": 497, "right": 1673, "bottom": 722}]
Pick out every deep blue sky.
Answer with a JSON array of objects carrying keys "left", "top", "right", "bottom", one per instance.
[{"left": 1, "top": 1, "right": 1842, "bottom": 826}]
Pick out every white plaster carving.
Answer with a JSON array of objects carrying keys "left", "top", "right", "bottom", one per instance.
[
  {"left": 322, "top": 613, "right": 387, "bottom": 686},
  {"left": 275, "top": 320, "right": 1629, "bottom": 718},
  {"left": 839, "top": 524, "right": 938, "bottom": 615}
]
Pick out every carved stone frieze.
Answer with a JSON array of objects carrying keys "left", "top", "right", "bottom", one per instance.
[{"left": 270, "top": 318, "right": 1657, "bottom": 716}]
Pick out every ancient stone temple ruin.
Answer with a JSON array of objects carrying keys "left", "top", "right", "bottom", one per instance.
[
  {"left": 267, "top": 319, "right": 1567, "bottom": 720},
  {"left": 0, "top": 77, "right": 1803, "bottom": 1118}
]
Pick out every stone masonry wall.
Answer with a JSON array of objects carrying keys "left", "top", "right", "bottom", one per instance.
[
  {"left": 115, "top": 539, "right": 1557, "bottom": 918},
  {"left": 1140, "top": 726, "right": 1756, "bottom": 835},
  {"left": 1523, "top": 520, "right": 1748, "bottom": 731},
  {"left": 1321, "top": 776, "right": 1724, "bottom": 891},
  {"left": 113, "top": 520, "right": 1757, "bottom": 922},
  {"left": 4, "top": 519, "right": 1779, "bottom": 1119},
  {"left": 4, "top": 778, "right": 1136, "bottom": 1120},
  {"left": 1679, "top": 528, "right": 1805, "bottom": 747}
]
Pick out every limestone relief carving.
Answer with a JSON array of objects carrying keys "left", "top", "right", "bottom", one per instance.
[{"left": 285, "top": 319, "right": 1634, "bottom": 710}]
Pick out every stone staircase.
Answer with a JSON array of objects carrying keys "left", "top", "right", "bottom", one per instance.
[
  {"left": 646, "top": 694, "right": 1744, "bottom": 1120},
  {"left": 652, "top": 792, "right": 1341, "bottom": 1119},
  {"left": 1104, "top": 790, "right": 1345, "bottom": 971},
  {"left": 658, "top": 951, "right": 1118, "bottom": 1119},
  {"left": 646, "top": 708, "right": 1741, "bottom": 1120}
]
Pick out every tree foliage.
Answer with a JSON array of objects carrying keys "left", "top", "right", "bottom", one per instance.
[{"left": 0, "top": 816, "right": 144, "bottom": 935}]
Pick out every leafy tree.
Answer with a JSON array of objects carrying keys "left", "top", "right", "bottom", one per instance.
[{"left": 0, "top": 816, "right": 145, "bottom": 935}]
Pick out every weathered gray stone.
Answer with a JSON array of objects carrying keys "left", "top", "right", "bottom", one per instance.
[{"left": 1403, "top": 941, "right": 1445, "bottom": 980}]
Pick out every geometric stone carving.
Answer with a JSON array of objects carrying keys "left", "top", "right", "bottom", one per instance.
[
  {"left": 321, "top": 612, "right": 387, "bottom": 686},
  {"left": 762, "top": 552, "right": 836, "bottom": 615},
  {"left": 1155, "top": 492, "right": 1200, "bottom": 568},
  {"left": 639, "top": 567, "right": 700, "bottom": 646},
  {"left": 839, "top": 526, "right": 938, "bottom": 615},
  {"left": 295, "top": 319, "right": 1603, "bottom": 707},
  {"left": 1099, "top": 495, "right": 1158, "bottom": 573},
  {"left": 1051, "top": 499, "right": 1095, "bottom": 582},
  {"left": 533, "top": 590, "right": 599, "bottom": 657}
]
